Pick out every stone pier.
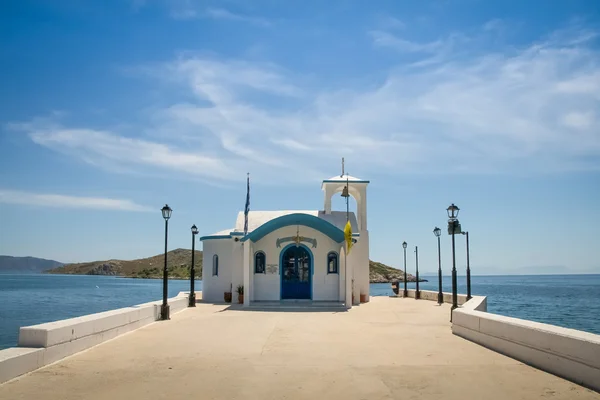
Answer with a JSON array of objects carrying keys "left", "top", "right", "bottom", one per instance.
[{"left": 0, "top": 297, "right": 598, "bottom": 400}]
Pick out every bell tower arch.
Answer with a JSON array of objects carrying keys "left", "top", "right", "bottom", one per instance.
[{"left": 321, "top": 160, "right": 369, "bottom": 232}]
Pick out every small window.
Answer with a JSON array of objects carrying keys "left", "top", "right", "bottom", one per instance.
[
  {"left": 212, "top": 254, "right": 219, "bottom": 276},
  {"left": 255, "top": 252, "right": 266, "bottom": 274},
  {"left": 327, "top": 252, "right": 338, "bottom": 274}
]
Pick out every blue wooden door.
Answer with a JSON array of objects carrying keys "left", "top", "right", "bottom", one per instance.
[{"left": 281, "top": 246, "right": 311, "bottom": 299}]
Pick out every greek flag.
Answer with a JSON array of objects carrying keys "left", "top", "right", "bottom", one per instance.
[{"left": 244, "top": 173, "right": 250, "bottom": 236}]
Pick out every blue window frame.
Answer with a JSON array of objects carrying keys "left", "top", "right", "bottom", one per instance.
[
  {"left": 255, "top": 251, "right": 266, "bottom": 274},
  {"left": 327, "top": 252, "right": 338, "bottom": 274},
  {"left": 212, "top": 254, "right": 219, "bottom": 276}
]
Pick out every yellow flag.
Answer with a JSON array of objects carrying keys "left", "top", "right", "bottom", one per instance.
[{"left": 344, "top": 220, "right": 353, "bottom": 254}]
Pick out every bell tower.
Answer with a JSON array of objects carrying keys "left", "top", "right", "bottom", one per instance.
[{"left": 321, "top": 158, "right": 369, "bottom": 231}]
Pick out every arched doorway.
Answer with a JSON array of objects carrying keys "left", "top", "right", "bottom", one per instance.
[{"left": 280, "top": 244, "right": 312, "bottom": 299}]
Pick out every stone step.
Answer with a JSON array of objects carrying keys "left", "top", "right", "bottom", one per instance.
[{"left": 246, "top": 301, "right": 347, "bottom": 312}]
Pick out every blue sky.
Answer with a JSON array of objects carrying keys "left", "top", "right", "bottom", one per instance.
[{"left": 1, "top": 0, "right": 599, "bottom": 274}]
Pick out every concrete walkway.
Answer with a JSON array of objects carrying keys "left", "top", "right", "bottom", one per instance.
[{"left": 1, "top": 297, "right": 598, "bottom": 400}]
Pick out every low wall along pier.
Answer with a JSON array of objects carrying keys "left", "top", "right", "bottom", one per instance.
[
  {"left": 452, "top": 295, "right": 600, "bottom": 393},
  {"left": 0, "top": 292, "right": 190, "bottom": 384},
  {"left": 401, "top": 288, "right": 600, "bottom": 392},
  {"left": 401, "top": 288, "right": 469, "bottom": 305},
  {"left": 1, "top": 288, "right": 599, "bottom": 392}
]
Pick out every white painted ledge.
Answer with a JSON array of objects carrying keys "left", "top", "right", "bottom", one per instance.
[
  {"left": 452, "top": 296, "right": 600, "bottom": 392},
  {"left": 396, "top": 288, "right": 599, "bottom": 391},
  {"left": 395, "top": 288, "right": 470, "bottom": 305},
  {"left": 0, "top": 292, "right": 193, "bottom": 385},
  {"left": 0, "top": 348, "right": 44, "bottom": 384}
]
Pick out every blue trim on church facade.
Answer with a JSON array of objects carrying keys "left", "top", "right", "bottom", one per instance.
[
  {"left": 199, "top": 234, "right": 231, "bottom": 241},
  {"left": 241, "top": 213, "right": 345, "bottom": 243}
]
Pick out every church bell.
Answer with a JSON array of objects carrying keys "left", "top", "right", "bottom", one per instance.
[{"left": 341, "top": 185, "right": 349, "bottom": 198}]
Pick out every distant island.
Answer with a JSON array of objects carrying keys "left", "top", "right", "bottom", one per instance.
[
  {"left": 42, "top": 248, "right": 425, "bottom": 283},
  {"left": 0, "top": 255, "right": 63, "bottom": 274}
]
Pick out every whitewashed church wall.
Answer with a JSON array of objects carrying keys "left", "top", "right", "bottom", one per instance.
[
  {"left": 201, "top": 239, "right": 234, "bottom": 302},
  {"left": 314, "top": 270, "right": 340, "bottom": 301},
  {"left": 230, "top": 242, "right": 243, "bottom": 298},
  {"left": 252, "top": 225, "right": 341, "bottom": 302},
  {"left": 312, "top": 232, "right": 341, "bottom": 302},
  {"left": 253, "top": 271, "right": 279, "bottom": 301},
  {"left": 339, "top": 246, "right": 346, "bottom": 303},
  {"left": 251, "top": 235, "right": 279, "bottom": 301},
  {"left": 352, "top": 231, "right": 370, "bottom": 301}
]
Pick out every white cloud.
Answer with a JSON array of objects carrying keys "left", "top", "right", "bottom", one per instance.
[
  {"left": 376, "top": 15, "right": 406, "bottom": 30},
  {"left": 562, "top": 111, "right": 595, "bottom": 129},
  {"left": 555, "top": 71, "right": 600, "bottom": 96},
  {"left": 164, "top": 1, "right": 271, "bottom": 26},
  {"left": 130, "top": 0, "right": 147, "bottom": 11},
  {"left": 271, "top": 138, "right": 312, "bottom": 151},
  {"left": 171, "top": 8, "right": 197, "bottom": 19},
  {"left": 483, "top": 18, "right": 505, "bottom": 32},
  {"left": 369, "top": 30, "right": 444, "bottom": 53},
  {"left": 14, "top": 25, "right": 600, "bottom": 183},
  {"left": 171, "top": 58, "right": 303, "bottom": 102},
  {"left": 203, "top": 7, "right": 271, "bottom": 27},
  {"left": 0, "top": 189, "right": 152, "bottom": 212},
  {"left": 24, "top": 126, "right": 238, "bottom": 181}
]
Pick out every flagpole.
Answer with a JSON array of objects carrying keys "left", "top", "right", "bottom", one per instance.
[
  {"left": 243, "top": 172, "right": 250, "bottom": 305},
  {"left": 346, "top": 174, "right": 349, "bottom": 222},
  {"left": 345, "top": 173, "right": 349, "bottom": 306},
  {"left": 244, "top": 173, "right": 250, "bottom": 237},
  {"left": 340, "top": 158, "right": 352, "bottom": 307}
]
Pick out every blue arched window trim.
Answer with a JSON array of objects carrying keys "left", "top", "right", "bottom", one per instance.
[
  {"left": 327, "top": 251, "right": 339, "bottom": 274},
  {"left": 254, "top": 251, "right": 266, "bottom": 274},
  {"left": 212, "top": 254, "right": 219, "bottom": 276}
]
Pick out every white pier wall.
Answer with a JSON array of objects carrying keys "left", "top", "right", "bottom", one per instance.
[
  {"left": 0, "top": 292, "right": 191, "bottom": 384},
  {"left": 398, "top": 288, "right": 600, "bottom": 391},
  {"left": 452, "top": 295, "right": 600, "bottom": 392},
  {"left": 400, "top": 288, "right": 470, "bottom": 306}
]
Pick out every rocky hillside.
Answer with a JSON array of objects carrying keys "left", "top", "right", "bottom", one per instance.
[
  {"left": 46, "top": 249, "right": 418, "bottom": 283},
  {"left": 46, "top": 249, "right": 203, "bottom": 279},
  {"left": 369, "top": 260, "right": 420, "bottom": 283}
]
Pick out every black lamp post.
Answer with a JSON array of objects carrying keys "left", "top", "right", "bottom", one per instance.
[
  {"left": 462, "top": 231, "right": 471, "bottom": 301},
  {"left": 189, "top": 224, "right": 199, "bottom": 307},
  {"left": 447, "top": 203, "right": 460, "bottom": 320},
  {"left": 414, "top": 246, "right": 420, "bottom": 299},
  {"left": 161, "top": 204, "right": 172, "bottom": 320},
  {"left": 433, "top": 227, "right": 443, "bottom": 305},
  {"left": 402, "top": 241, "right": 408, "bottom": 297}
]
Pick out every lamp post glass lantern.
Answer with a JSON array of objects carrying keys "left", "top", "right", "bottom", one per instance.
[
  {"left": 189, "top": 224, "right": 199, "bottom": 307},
  {"left": 447, "top": 203, "right": 459, "bottom": 219},
  {"left": 433, "top": 227, "right": 443, "bottom": 305},
  {"left": 162, "top": 204, "right": 173, "bottom": 220},
  {"left": 402, "top": 241, "right": 408, "bottom": 297},
  {"left": 161, "top": 204, "right": 172, "bottom": 320}
]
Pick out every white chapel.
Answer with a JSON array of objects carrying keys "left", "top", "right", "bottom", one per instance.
[{"left": 200, "top": 171, "right": 370, "bottom": 308}]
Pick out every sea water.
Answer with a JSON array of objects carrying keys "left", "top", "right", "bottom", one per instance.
[
  {"left": 372, "top": 274, "right": 600, "bottom": 335},
  {"left": 0, "top": 274, "right": 200, "bottom": 350},
  {"left": 0, "top": 274, "right": 599, "bottom": 349}
]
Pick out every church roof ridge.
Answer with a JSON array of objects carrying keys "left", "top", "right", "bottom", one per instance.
[{"left": 322, "top": 174, "right": 369, "bottom": 183}]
